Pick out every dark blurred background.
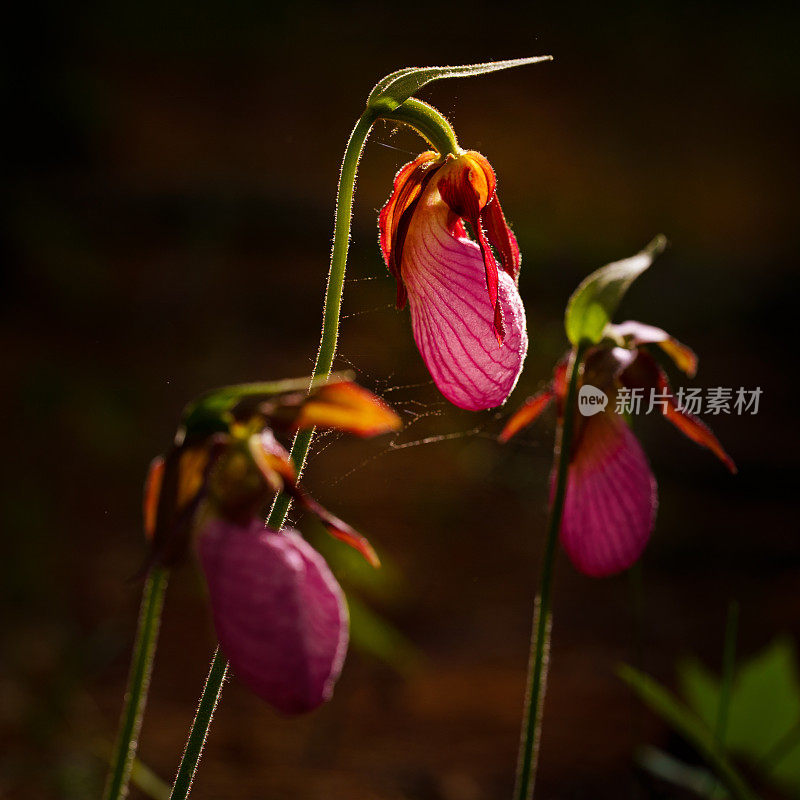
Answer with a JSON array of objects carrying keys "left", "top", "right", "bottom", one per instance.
[{"left": 3, "top": 1, "right": 799, "bottom": 798}]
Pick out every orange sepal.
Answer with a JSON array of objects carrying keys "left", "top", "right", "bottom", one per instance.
[
  {"left": 379, "top": 151, "right": 441, "bottom": 307},
  {"left": 293, "top": 381, "right": 402, "bottom": 437},
  {"left": 143, "top": 455, "right": 165, "bottom": 540},
  {"left": 499, "top": 390, "right": 555, "bottom": 442}
]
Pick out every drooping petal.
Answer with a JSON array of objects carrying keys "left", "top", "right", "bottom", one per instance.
[
  {"left": 199, "top": 519, "right": 349, "bottom": 714},
  {"left": 499, "top": 389, "right": 554, "bottom": 442},
  {"left": 482, "top": 194, "right": 521, "bottom": 281},
  {"left": 379, "top": 151, "right": 441, "bottom": 308},
  {"left": 620, "top": 351, "right": 737, "bottom": 473},
  {"left": 663, "top": 400, "right": 738, "bottom": 474},
  {"left": 608, "top": 320, "right": 698, "bottom": 377},
  {"left": 249, "top": 429, "right": 381, "bottom": 567},
  {"left": 300, "top": 494, "right": 381, "bottom": 568},
  {"left": 401, "top": 167, "right": 528, "bottom": 411},
  {"left": 652, "top": 369, "right": 738, "bottom": 474},
  {"left": 561, "top": 410, "right": 657, "bottom": 577}
]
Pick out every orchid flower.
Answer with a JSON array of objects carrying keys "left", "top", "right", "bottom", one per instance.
[
  {"left": 143, "top": 380, "right": 400, "bottom": 712},
  {"left": 501, "top": 321, "right": 736, "bottom": 577},
  {"left": 379, "top": 150, "right": 527, "bottom": 410}
]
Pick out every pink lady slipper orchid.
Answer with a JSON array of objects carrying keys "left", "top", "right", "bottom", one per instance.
[
  {"left": 144, "top": 380, "right": 401, "bottom": 712},
  {"left": 379, "top": 150, "right": 527, "bottom": 410},
  {"left": 501, "top": 323, "right": 736, "bottom": 577}
]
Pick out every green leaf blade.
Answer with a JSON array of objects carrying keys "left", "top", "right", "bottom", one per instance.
[
  {"left": 564, "top": 235, "right": 667, "bottom": 346},
  {"left": 367, "top": 56, "right": 553, "bottom": 112},
  {"left": 618, "top": 663, "right": 758, "bottom": 800}
]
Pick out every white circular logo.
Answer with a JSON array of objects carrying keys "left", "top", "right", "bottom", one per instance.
[{"left": 578, "top": 384, "right": 608, "bottom": 416}]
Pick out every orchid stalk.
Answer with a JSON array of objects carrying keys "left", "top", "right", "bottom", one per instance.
[{"left": 513, "top": 343, "right": 585, "bottom": 800}]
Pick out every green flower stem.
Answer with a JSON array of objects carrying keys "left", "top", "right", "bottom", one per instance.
[
  {"left": 382, "top": 98, "right": 460, "bottom": 156},
  {"left": 168, "top": 648, "right": 228, "bottom": 799},
  {"left": 514, "top": 344, "right": 586, "bottom": 800},
  {"left": 169, "top": 97, "right": 461, "bottom": 800},
  {"left": 166, "top": 110, "right": 377, "bottom": 800},
  {"left": 103, "top": 565, "right": 168, "bottom": 800}
]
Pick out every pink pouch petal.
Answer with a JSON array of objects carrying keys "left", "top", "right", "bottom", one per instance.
[
  {"left": 561, "top": 411, "right": 657, "bottom": 577},
  {"left": 402, "top": 188, "right": 527, "bottom": 411},
  {"left": 198, "top": 518, "right": 348, "bottom": 714}
]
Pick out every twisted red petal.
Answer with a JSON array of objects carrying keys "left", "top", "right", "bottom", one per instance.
[
  {"left": 482, "top": 194, "right": 521, "bottom": 281},
  {"left": 654, "top": 370, "right": 737, "bottom": 473}
]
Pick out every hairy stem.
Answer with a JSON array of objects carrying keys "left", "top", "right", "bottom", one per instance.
[
  {"left": 171, "top": 96, "right": 463, "bottom": 799},
  {"left": 514, "top": 344, "right": 585, "bottom": 800},
  {"left": 103, "top": 566, "right": 168, "bottom": 800},
  {"left": 168, "top": 649, "right": 228, "bottom": 799}
]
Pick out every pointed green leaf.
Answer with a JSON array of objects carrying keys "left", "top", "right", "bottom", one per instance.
[
  {"left": 618, "top": 664, "right": 758, "bottom": 800},
  {"left": 679, "top": 638, "right": 800, "bottom": 793},
  {"left": 367, "top": 56, "right": 553, "bottom": 113},
  {"left": 564, "top": 235, "right": 667, "bottom": 346}
]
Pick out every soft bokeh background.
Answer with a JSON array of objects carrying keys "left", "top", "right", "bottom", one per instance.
[{"left": 4, "top": 1, "right": 799, "bottom": 797}]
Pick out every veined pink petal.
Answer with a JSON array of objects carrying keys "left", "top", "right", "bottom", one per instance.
[
  {"left": 401, "top": 175, "right": 528, "bottom": 410},
  {"left": 198, "top": 518, "right": 348, "bottom": 714},
  {"left": 561, "top": 411, "right": 657, "bottom": 577}
]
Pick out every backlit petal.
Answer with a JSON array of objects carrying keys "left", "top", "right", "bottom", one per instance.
[
  {"left": 199, "top": 519, "right": 349, "bottom": 714},
  {"left": 561, "top": 411, "right": 657, "bottom": 577},
  {"left": 401, "top": 171, "right": 527, "bottom": 410}
]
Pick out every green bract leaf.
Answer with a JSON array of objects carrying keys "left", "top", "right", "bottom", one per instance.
[
  {"left": 564, "top": 235, "right": 667, "bottom": 346},
  {"left": 367, "top": 56, "right": 553, "bottom": 113}
]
